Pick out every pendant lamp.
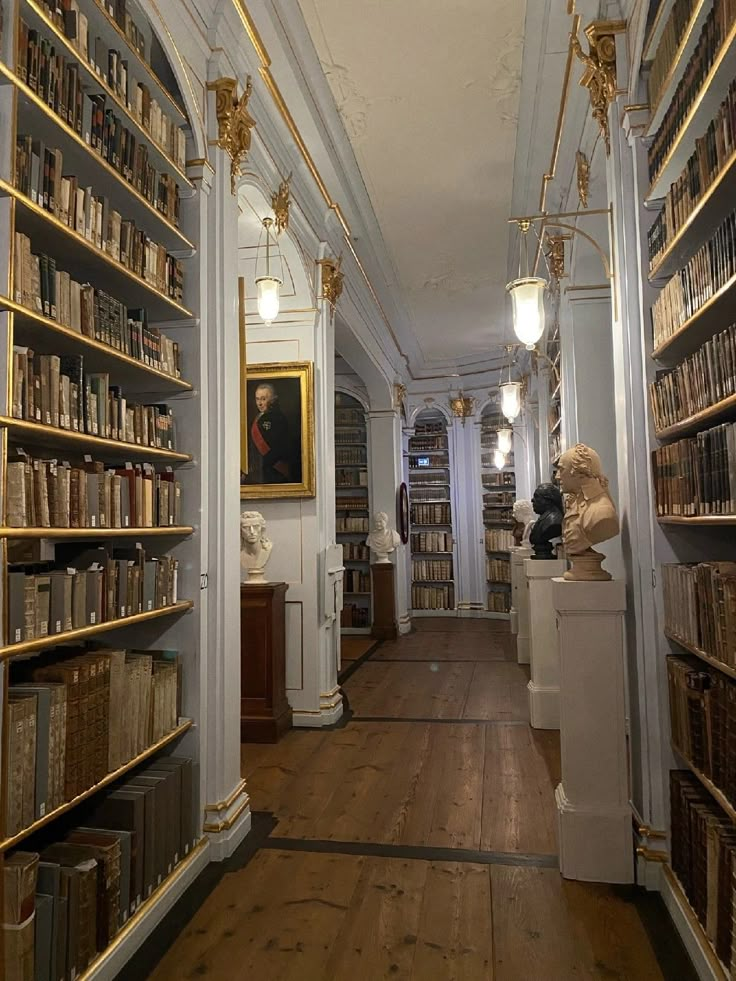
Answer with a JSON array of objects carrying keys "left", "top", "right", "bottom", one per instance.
[
  {"left": 255, "top": 217, "right": 283, "bottom": 325},
  {"left": 497, "top": 427, "right": 513, "bottom": 455},
  {"left": 500, "top": 381, "right": 522, "bottom": 422},
  {"left": 493, "top": 448, "right": 507, "bottom": 470},
  {"left": 507, "top": 220, "right": 547, "bottom": 350}
]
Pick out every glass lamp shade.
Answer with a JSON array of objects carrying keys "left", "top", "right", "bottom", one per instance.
[
  {"left": 256, "top": 276, "right": 281, "bottom": 325},
  {"left": 506, "top": 276, "right": 546, "bottom": 349},
  {"left": 500, "top": 381, "right": 522, "bottom": 422},
  {"left": 497, "top": 427, "right": 513, "bottom": 455},
  {"left": 493, "top": 448, "right": 507, "bottom": 470}
]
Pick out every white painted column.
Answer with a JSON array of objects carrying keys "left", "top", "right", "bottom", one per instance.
[
  {"left": 452, "top": 415, "right": 485, "bottom": 616},
  {"left": 526, "top": 558, "right": 566, "bottom": 729},
  {"left": 510, "top": 545, "right": 532, "bottom": 663},
  {"left": 554, "top": 578, "right": 633, "bottom": 884}
]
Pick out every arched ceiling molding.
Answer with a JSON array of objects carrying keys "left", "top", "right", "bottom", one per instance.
[
  {"left": 335, "top": 382, "right": 370, "bottom": 414},
  {"left": 334, "top": 311, "right": 394, "bottom": 412},
  {"left": 408, "top": 401, "right": 453, "bottom": 427}
]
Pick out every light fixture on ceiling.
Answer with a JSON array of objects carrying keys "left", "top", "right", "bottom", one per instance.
[
  {"left": 493, "top": 448, "right": 507, "bottom": 470},
  {"left": 255, "top": 217, "right": 283, "bottom": 325},
  {"left": 507, "top": 219, "right": 547, "bottom": 350},
  {"left": 499, "top": 345, "right": 523, "bottom": 423},
  {"left": 497, "top": 427, "right": 513, "bottom": 455}
]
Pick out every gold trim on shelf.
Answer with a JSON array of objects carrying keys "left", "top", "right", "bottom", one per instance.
[
  {"left": 645, "top": 0, "right": 709, "bottom": 136},
  {"left": 637, "top": 823, "right": 668, "bottom": 840},
  {"left": 207, "top": 76, "right": 256, "bottom": 193},
  {"left": 0, "top": 600, "right": 193, "bottom": 660},
  {"left": 652, "top": 270, "right": 736, "bottom": 361},
  {"left": 22, "top": 0, "right": 192, "bottom": 187},
  {"left": 658, "top": 514, "right": 736, "bottom": 526},
  {"left": 663, "top": 866, "right": 729, "bottom": 981},
  {"left": 0, "top": 719, "right": 193, "bottom": 851},
  {"left": 0, "top": 525, "right": 194, "bottom": 540},
  {"left": 0, "top": 416, "right": 192, "bottom": 462},
  {"left": 0, "top": 296, "right": 193, "bottom": 391},
  {"left": 0, "top": 179, "right": 194, "bottom": 319},
  {"left": 202, "top": 794, "right": 250, "bottom": 834},
  {"left": 318, "top": 256, "right": 344, "bottom": 307},
  {"left": 636, "top": 846, "right": 668, "bottom": 862},
  {"left": 77, "top": 838, "right": 209, "bottom": 981},
  {"left": 654, "top": 391, "right": 736, "bottom": 441},
  {"left": 0, "top": 62, "right": 194, "bottom": 251},
  {"left": 570, "top": 21, "right": 626, "bottom": 155},
  {"left": 271, "top": 173, "right": 292, "bottom": 233},
  {"left": 206, "top": 778, "right": 247, "bottom": 813},
  {"left": 665, "top": 629, "right": 736, "bottom": 681}
]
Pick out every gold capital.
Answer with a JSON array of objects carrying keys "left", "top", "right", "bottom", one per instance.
[
  {"left": 207, "top": 76, "right": 256, "bottom": 193},
  {"left": 571, "top": 21, "right": 625, "bottom": 155},
  {"left": 318, "top": 256, "right": 344, "bottom": 308}
]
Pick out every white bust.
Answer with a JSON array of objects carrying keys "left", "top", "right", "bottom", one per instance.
[
  {"left": 558, "top": 443, "right": 619, "bottom": 581},
  {"left": 512, "top": 499, "right": 535, "bottom": 546},
  {"left": 240, "top": 510, "right": 273, "bottom": 584},
  {"left": 366, "top": 511, "right": 401, "bottom": 564}
]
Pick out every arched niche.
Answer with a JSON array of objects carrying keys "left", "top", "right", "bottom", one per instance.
[
  {"left": 408, "top": 401, "right": 452, "bottom": 428},
  {"left": 236, "top": 176, "right": 317, "bottom": 327}
]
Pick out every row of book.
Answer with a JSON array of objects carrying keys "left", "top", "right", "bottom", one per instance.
[
  {"left": 663, "top": 561, "right": 736, "bottom": 668},
  {"left": 410, "top": 487, "right": 449, "bottom": 503},
  {"left": 340, "top": 604, "right": 369, "bottom": 628},
  {"left": 21, "top": 5, "right": 187, "bottom": 169},
  {"left": 12, "top": 352, "right": 177, "bottom": 449},
  {"left": 344, "top": 570, "right": 370, "bottom": 593},
  {"left": 648, "top": 78, "right": 736, "bottom": 273},
  {"left": 335, "top": 448, "right": 366, "bottom": 465},
  {"left": 408, "top": 454, "right": 448, "bottom": 470},
  {"left": 482, "top": 472, "right": 515, "bottom": 488},
  {"left": 411, "top": 583, "right": 454, "bottom": 610},
  {"left": 6, "top": 647, "right": 181, "bottom": 835},
  {"left": 14, "top": 233, "right": 181, "bottom": 378},
  {"left": 484, "top": 508, "right": 514, "bottom": 526},
  {"left": 101, "top": 0, "right": 149, "bottom": 60},
  {"left": 415, "top": 422, "right": 444, "bottom": 435},
  {"left": 342, "top": 542, "right": 369, "bottom": 561},
  {"left": 647, "top": 0, "right": 697, "bottom": 113},
  {"left": 335, "top": 469, "right": 368, "bottom": 488},
  {"left": 335, "top": 409, "right": 364, "bottom": 427},
  {"left": 335, "top": 497, "right": 367, "bottom": 513},
  {"left": 410, "top": 436, "right": 447, "bottom": 452},
  {"left": 410, "top": 503, "right": 451, "bottom": 525},
  {"left": 650, "top": 209, "right": 736, "bottom": 345},
  {"left": 652, "top": 421, "right": 736, "bottom": 516},
  {"left": 670, "top": 770, "right": 736, "bottom": 970},
  {"left": 7, "top": 548, "right": 179, "bottom": 645},
  {"left": 411, "top": 558, "right": 452, "bottom": 581},
  {"left": 7, "top": 454, "right": 182, "bottom": 530},
  {"left": 334, "top": 428, "right": 365, "bottom": 444},
  {"left": 486, "top": 558, "right": 511, "bottom": 583},
  {"left": 485, "top": 528, "right": 514, "bottom": 551},
  {"left": 649, "top": 324, "right": 736, "bottom": 429},
  {"left": 484, "top": 491, "right": 515, "bottom": 506},
  {"left": 409, "top": 474, "right": 447, "bottom": 486},
  {"left": 647, "top": 0, "right": 736, "bottom": 187},
  {"left": 3, "top": 755, "right": 196, "bottom": 981},
  {"left": 336, "top": 516, "right": 368, "bottom": 533},
  {"left": 487, "top": 591, "right": 510, "bottom": 613},
  {"left": 13, "top": 142, "right": 184, "bottom": 301},
  {"left": 410, "top": 531, "right": 453, "bottom": 553}
]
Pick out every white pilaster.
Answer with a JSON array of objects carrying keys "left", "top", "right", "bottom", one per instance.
[
  {"left": 526, "top": 558, "right": 566, "bottom": 729},
  {"left": 510, "top": 545, "right": 532, "bottom": 663},
  {"left": 553, "top": 578, "right": 632, "bottom": 884}
]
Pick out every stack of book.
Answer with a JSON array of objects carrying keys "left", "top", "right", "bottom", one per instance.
[
  {"left": 411, "top": 582, "right": 454, "bottom": 610},
  {"left": 410, "top": 502, "right": 451, "bottom": 525},
  {"left": 411, "top": 557, "right": 452, "bottom": 581},
  {"left": 335, "top": 469, "right": 367, "bottom": 488},
  {"left": 410, "top": 435, "right": 447, "bottom": 452},
  {"left": 488, "top": 591, "right": 510, "bottom": 613},
  {"left": 486, "top": 557, "right": 511, "bottom": 583},
  {"left": 482, "top": 472, "right": 514, "bottom": 488},
  {"left": 408, "top": 454, "right": 448, "bottom": 469},
  {"left": 344, "top": 569, "right": 369, "bottom": 592},
  {"left": 485, "top": 528, "right": 515, "bottom": 551},
  {"left": 336, "top": 516, "right": 368, "bottom": 533},
  {"left": 483, "top": 491, "right": 514, "bottom": 507},
  {"left": 410, "top": 486, "right": 447, "bottom": 502},
  {"left": 342, "top": 542, "right": 369, "bottom": 561},
  {"left": 646, "top": 0, "right": 698, "bottom": 111},
  {"left": 334, "top": 427, "right": 364, "bottom": 444},
  {"left": 410, "top": 530, "right": 452, "bottom": 552},
  {"left": 341, "top": 604, "right": 369, "bottom": 628},
  {"left": 662, "top": 561, "right": 736, "bottom": 667},
  {"left": 652, "top": 421, "right": 736, "bottom": 515},
  {"left": 335, "top": 408, "right": 363, "bottom": 427},
  {"left": 335, "top": 447, "right": 366, "bottom": 465},
  {"left": 2, "top": 755, "right": 196, "bottom": 981}
]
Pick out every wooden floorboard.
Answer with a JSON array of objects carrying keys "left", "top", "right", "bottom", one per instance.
[
  {"left": 372, "top": 629, "right": 512, "bottom": 661},
  {"left": 343, "top": 661, "right": 474, "bottom": 719},
  {"left": 340, "top": 636, "right": 377, "bottom": 661}
]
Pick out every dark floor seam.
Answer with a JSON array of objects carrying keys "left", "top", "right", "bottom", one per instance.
[
  {"left": 337, "top": 639, "right": 382, "bottom": 684},
  {"left": 349, "top": 715, "right": 529, "bottom": 725}
]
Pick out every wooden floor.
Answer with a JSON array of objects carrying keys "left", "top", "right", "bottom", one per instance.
[{"left": 147, "top": 617, "right": 684, "bottom": 981}]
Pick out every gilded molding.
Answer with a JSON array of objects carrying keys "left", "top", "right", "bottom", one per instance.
[
  {"left": 546, "top": 234, "right": 568, "bottom": 284},
  {"left": 271, "top": 173, "right": 292, "bottom": 233},
  {"left": 571, "top": 21, "right": 626, "bottom": 155},
  {"left": 576, "top": 150, "right": 590, "bottom": 208},
  {"left": 393, "top": 382, "right": 407, "bottom": 412},
  {"left": 207, "top": 76, "right": 256, "bottom": 193},
  {"left": 318, "top": 256, "right": 344, "bottom": 307},
  {"left": 449, "top": 396, "right": 475, "bottom": 420}
]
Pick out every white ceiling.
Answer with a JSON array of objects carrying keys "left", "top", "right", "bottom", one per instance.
[{"left": 297, "top": 0, "right": 526, "bottom": 368}]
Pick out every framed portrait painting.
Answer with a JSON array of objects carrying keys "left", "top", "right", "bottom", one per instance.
[{"left": 240, "top": 361, "right": 316, "bottom": 499}]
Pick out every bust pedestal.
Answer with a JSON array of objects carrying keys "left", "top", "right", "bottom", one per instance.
[
  {"left": 240, "top": 582, "right": 293, "bottom": 743},
  {"left": 525, "top": 558, "right": 566, "bottom": 729},
  {"left": 510, "top": 545, "right": 532, "bottom": 664},
  {"left": 552, "top": 578, "right": 632, "bottom": 883},
  {"left": 371, "top": 562, "right": 398, "bottom": 640}
]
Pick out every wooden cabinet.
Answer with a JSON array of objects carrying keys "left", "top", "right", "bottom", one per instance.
[{"left": 240, "top": 583, "right": 293, "bottom": 742}]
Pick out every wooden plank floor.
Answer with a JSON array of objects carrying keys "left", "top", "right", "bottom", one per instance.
[
  {"left": 340, "top": 636, "right": 377, "bottom": 662},
  {"left": 145, "top": 619, "right": 690, "bottom": 980}
]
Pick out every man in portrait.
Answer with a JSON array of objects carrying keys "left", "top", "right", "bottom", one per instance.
[{"left": 248, "top": 382, "right": 293, "bottom": 483}]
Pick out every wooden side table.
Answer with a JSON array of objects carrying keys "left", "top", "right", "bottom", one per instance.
[
  {"left": 240, "top": 582, "right": 293, "bottom": 742},
  {"left": 371, "top": 562, "right": 398, "bottom": 640}
]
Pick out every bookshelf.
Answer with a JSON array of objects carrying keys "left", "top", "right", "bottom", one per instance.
[
  {"left": 0, "top": 0, "right": 202, "bottom": 977},
  {"left": 335, "top": 392, "right": 371, "bottom": 634},
  {"left": 480, "top": 405, "right": 513, "bottom": 618},
  {"left": 409, "top": 408, "right": 455, "bottom": 613},
  {"left": 642, "top": 3, "right": 736, "bottom": 969}
]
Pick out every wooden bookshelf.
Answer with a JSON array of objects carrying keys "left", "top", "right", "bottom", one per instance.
[
  {"left": 0, "top": 525, "right": 193, "bottom": 538},
  {"left": 335, "top": 392, "right": 371, "bottom": 633},
  {"left": 665, "top": 629, "right": 736, "bottom": 681},
  {"left": 661, "top": 866, "right": 730, "bottom": 981},
  {"left": 652, "top": 270, "right": 736, "bottom": 362},
  {"left": 0, "top": 416, "right": 191, "bottom": 462},
  {"left": 653, "top": 391, "right": 736, "bottom": 439}
]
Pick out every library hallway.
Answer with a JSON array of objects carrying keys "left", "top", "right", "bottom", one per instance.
[{"left": 140, "top": 620, "right": 694, "bottom": 981}]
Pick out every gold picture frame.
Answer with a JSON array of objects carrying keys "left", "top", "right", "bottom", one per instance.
[{"left": 240, "top": 360, "right": 316, "bottom": 499}]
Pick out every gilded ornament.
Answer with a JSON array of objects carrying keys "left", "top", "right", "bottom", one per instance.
[
  {"left": 207, "top": 76, "right": 256, "bottom": 193},
  {"left": 393, "top": 382, "right": 407, "bottom": 411},
  {"left": 271, "top": 173, "right": 292, "bottom": 234},
  {"left": 546, "top": 235, "right": 567, "bottom": 284},
  {"left": 319, "top": 256, "right": 344, "bottom": 307},
  {"left": 449, "top": 395, "right": 475, "bottom": 422},
  {"left": 576, "top": 150, "right": 590, "bottom": 208},
  {"left": 570, "top": 23, "right": 623, "bottom": 155}
]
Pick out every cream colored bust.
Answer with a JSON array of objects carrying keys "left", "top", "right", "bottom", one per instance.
[
  {"left": 512, "top": 499, "right": 535, "bottom": 546},
  {"left": 240, "top": 510, "right": 273, "bottom": 584},
  {"left": 366, "top": 511, "right": 401, "bottom": 564},
  {"left": 558, "top": 443, "right": 619, "bottom": 581}
]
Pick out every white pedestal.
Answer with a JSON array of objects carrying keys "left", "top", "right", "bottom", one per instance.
[
  {"left": 553, "top": 578, "right": 633, "bottom": 883},
  {"left": 525, "top": 558, "right": 566, "bottom": 729},
  {"left": 510, "top": 546, "right": 532, "bottom": 664}
]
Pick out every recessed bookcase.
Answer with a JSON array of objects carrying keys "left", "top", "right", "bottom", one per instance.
[
  {"left": 0, "top": 0, "right": 201, "bottom": 976},
  {"left": 408, "top": 408, "right": 455, "bottom": 614},
  {"left": 335, "top": 392, "right": 371, "bottom": 634},
  {"left": 641, "top": 0, "right": 736, "bottom": 969},
  {"left": 480, "top": 405, "right": 514, "bottom": 618}
]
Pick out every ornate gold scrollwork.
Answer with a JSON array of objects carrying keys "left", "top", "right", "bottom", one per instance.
[
  {"left": 449, "top": 395, "right": 475, "bottom": 420},
  {"left": 207, "top": 76, "right": 256, "bottom": 193},
  {"left": 546, "top": 234, "right": 569, "bottom": 285},
  {"left": 576, "top": 150, "right": 590, "bottom": 208},
  {"left": 571, "top": 22, "right": 625, "bottom": 155},
  {"left": 271, "top": 173, "right": 292, "bottom": 233},
  {"left": 393, "top": 382, "right": 407, "bottom": 412},
  {"left": 318, "top": 256, "right": 344, "bottom": 307}
]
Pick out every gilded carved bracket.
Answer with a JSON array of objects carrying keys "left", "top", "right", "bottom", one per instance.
[
  {"left": 318, "top": 256, "right": 344, "bottom": 308},
  {"left": 207, "top": 76, "right": 256, "bottom": 193},
  {"left": 571, "top": 21, "right": 625, "bottom": 155},
  {"left": 271, "top": 173, "right": 292, "bottom": 234}
]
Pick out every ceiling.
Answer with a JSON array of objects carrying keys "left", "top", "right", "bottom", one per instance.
[{"left": 297, "top": 0, "right": 527, "bottom": 370}]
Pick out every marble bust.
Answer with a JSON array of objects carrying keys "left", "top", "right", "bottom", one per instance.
[
  {"left": 558, "top": 443, "right": 619, "bottom": 581},
  {"left": 366, "top": 511, "right": 401, "bottom": 564},
  {"left": 512, "top": 499, "right": 535, "bottom": 547},
  {"left": 529, "top": 483, "right": 564, "bottom": 560},
  {"left": 240, "top": 510, "right": 273, "bottom": 583}
]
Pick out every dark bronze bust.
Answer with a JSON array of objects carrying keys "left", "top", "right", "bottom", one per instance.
[{"left": 529, "top": 482, "right": 564, "bottom": 560}]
